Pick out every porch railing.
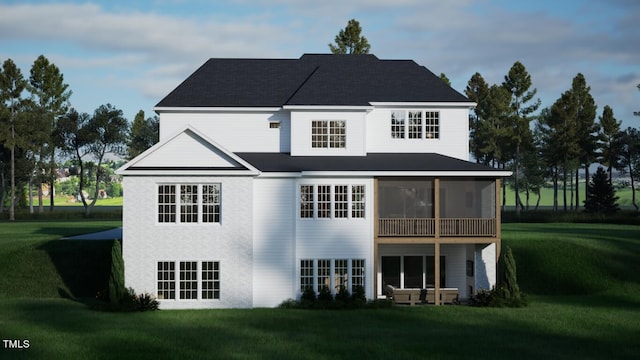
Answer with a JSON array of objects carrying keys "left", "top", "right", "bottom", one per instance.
[
  {"left": 378, "top": 218, "right": 435, "bottom": 237},
  {"left": 378, "top": 218, "right": 496, "bottom": 237}
]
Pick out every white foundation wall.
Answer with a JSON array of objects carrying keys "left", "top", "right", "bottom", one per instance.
[
  {"left": 252, "top": 178, "right": 296, "bottom": 307},
  {"left": 159, "top": 110, "right": 290, "bottom": 153},
  {"left": 475, "top": 243, "right": 497, "bottom": 291},
  {"left": 122, "top": 176, "right": 254, "bottom": 309},
  {"left": 365, "top": 107, "right": 470, "bottom": 160}
]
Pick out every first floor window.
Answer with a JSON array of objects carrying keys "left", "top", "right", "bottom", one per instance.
[
  {"left": 180, "top": 261, "right": 198, "bottom": 299},
  {"left": 300, "top": 259, "right": 314, "bottom": 292},
  {"left": 157, "top": 261, "right": 176, "bottom": 300},
  {"left": 317, "top": 259, "right": 331, "bottom": 291},
  {"left": 158, "top": 184, "right": 221, "bottom": 224},
  {"left": 157, "top": 261, "right": 220, "bottom": 300},
  {"left": 299, "top": 258, "right": 365, "bottom": 294},
  {"left": 334, "top": 259, "right": 348, "bottom": 292},
  {"left": 202, "top": 261, "right": 220, "bottom": 299},
  {"left": 351, "top": 259, "right": 365, "bottom": 293}
]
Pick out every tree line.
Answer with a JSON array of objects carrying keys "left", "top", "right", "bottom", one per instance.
[
  {"left": 0, "top": 56, "right": 158, "bottom": 220},
  {"left": 466, "top": 64, "right": 640, "bottom": 213},
  {"left": 328, "top": 18, "right": 640, "bottom": 213}
]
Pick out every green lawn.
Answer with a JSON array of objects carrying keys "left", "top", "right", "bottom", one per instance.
[
  {"left": 503, "top": 183, "right": 638, "bottom": 208},
  {"left": 0, "top": 221, "right": 639, "bottom": 359},
  {"left": 38, "top": 196, "right": 123, "bottom": 207}
]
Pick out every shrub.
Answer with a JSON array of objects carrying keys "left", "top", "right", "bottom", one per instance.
[
  {"left": 108, "top": 239, "right": 125, "bottom": 305},
  {"left": 468, "top": 288, "right": 497, "bottom": 307},
  {"left": 350, "top": 285, "right": 366, "bottom": 308}
]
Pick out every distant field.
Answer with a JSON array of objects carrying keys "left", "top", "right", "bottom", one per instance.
[
  {"left": 37, "top": 196, "right": 123, "bottom": 207},
  {"left": 503, "top": 184, "right": 637, "bottom": 208}
]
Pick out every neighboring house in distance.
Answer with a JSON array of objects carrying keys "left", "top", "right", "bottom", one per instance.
[{"left": 117, "top": 54, "right": 511, "bottom": 309}]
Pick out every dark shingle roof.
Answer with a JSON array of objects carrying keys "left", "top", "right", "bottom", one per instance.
[
  {"left": 156, "top": 54, "right": 469, "bottom": 108},
  {"left": 235, "top": 152, "right": 502, "bottom": 173}
]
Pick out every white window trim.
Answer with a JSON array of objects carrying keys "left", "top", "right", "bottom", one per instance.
[
  {"left": 156, "top": 260, "right": 221, "bottom": 301},
  {"left": 156, "top": 183, "right": 221, "bottom": 225},
  {"left": 298, "top": 258, "right": 366, "bottom": 295},
  {"left": 298, "top": 184, "right": 366, "bottom": 220},
  {"left": 390, "top": 110, "right": 440, "bottom": 140}
]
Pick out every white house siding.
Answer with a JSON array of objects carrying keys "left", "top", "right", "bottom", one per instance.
[
  {"left": 289, "top": 110, "right": 367, "bottom": 156},
  {"left": 294, "top": 178, "right": 375, "bottom": 299},
  {"left": 376, "top": 244, "right": 477, "bottom": 299},
  {"left": 159, "top": 110, "right": 290, "bottom": 153},
  {"left": 252, "top": 178, "right": 296, "bottom": 307},
  {"left": 365, "top": 107, "right": 470, "bottom": 160},
  {"left": 122, "top": 175, "right": 254, "bottom": 309},
  {"left": 474, "top": 243, "right": 497, "bottom": 291}
]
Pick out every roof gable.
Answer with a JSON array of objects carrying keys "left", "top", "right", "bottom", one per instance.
[
  {"left": 156, "top": 54, "right": 469, "bottom": 108},
  {"left": 117, "top": 127, "right": 259, "bottom": 176}
]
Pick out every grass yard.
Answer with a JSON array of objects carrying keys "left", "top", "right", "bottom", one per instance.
[{"left": 0, "top": 221, "right": 639, "bottom": 359}]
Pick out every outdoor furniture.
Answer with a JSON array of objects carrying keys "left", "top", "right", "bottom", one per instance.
[
  {"left": 440, "top": 288, "right": 459, "bottom": 304},
  {"left": 386, "top": 285, "right": 421, "bottom": 306}
]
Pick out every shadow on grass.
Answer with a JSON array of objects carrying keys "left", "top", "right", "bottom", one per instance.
[
  {"left": 38, "top": 240, "right": 113, "bottom": 301},
  {"left": 2, "top": 299, "right": 639, "bottom": 360}
]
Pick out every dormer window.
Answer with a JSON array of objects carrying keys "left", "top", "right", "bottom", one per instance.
[
  {"left": 391, "top": 110, "right": 439, "bottom": 139},
  {"left": 312, "top": 120, "right": 346, "bottom": 148}
]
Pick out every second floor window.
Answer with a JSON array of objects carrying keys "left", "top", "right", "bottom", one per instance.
[
  {"left": 312, "top": 120, "right": 346, "bottom": 148},
  {"left": 158, "top": 184, "right": 221, "bottom": 224},
  {"left": 390, "top": 110, "right": 439, "bottom": 139},
  {"left": 300, "top": 184, "right": 365, "bottom": 219}
]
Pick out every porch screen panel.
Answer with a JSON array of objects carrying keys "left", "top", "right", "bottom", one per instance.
[
  {"left": 439, "top": 179, "right": 495, "bottom": 218},
  {"left": 378, "top": 180, "right": 433, "bottom": 218}
]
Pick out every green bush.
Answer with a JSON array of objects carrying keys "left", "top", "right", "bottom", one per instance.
[{"left": 108, "top": 239, "right": 125, "bottom": 305}]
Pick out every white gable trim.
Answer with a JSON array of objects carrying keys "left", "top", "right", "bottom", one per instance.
[
  {"left": 116, "top": 126, "right": 260, "bottom": 176},
  {"left": 370, "top": 102, "right": 477, "bottom": 108}
]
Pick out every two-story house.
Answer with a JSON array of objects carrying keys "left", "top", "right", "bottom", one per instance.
[{"left": 117, "top": 54, "right": 510, "bottom": 309}]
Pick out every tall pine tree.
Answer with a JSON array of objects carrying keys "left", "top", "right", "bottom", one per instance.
[
  {"left": 328, "top": 19, "right": 371, "bottom": 54},
  {"left": 502, "top": 62, "right": 541, "bottom": 215}
]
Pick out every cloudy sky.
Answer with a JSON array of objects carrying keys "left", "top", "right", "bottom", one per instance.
[{"left": 1, "top": 0, "right": 638, "bottom": 128}]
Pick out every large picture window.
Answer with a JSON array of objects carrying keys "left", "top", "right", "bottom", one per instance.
[
  {"left": 312, "top": 120, "right": 346, "bottom": 148},
  {"left": 299, "top": 258, "right": 365, "bottom": 295},
  {"left": 157, "top": 261, "right": 220, "bottom": 301},
  {"left": 158, "top": 184, "right": 221, "bottom": 224},
  {"left": 299, "top": 184, "right": 366, "bottom": 219},
  {"left": 390, "top": 110, "right": 439, "bottom": 139}
]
